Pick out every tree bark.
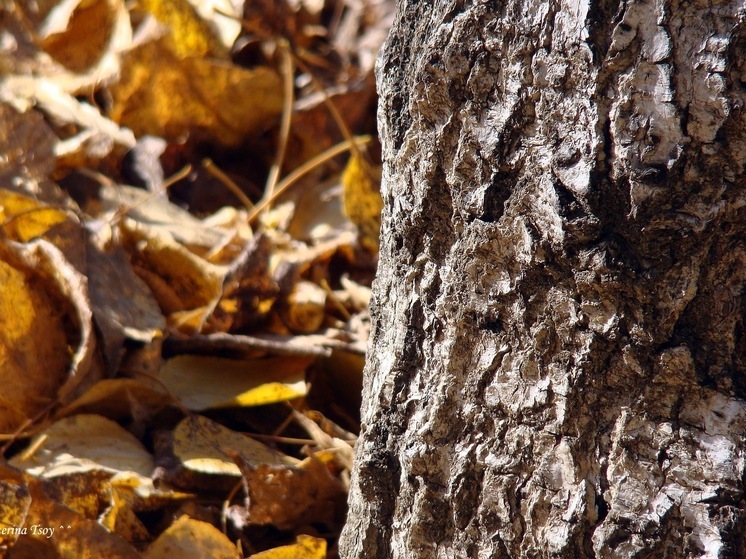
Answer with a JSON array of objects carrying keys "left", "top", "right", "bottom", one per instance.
[{"left": 340, "top": 1, "right": 746, "bottom": 558}]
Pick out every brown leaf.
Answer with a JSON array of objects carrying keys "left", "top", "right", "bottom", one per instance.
[
  {"left": 86, "top": 241, "right": 165, "bottom": 372},
  {"left": 35, "top": 0, "right": 120, "bottom": 73},
  {"left": 0, "top": 103, "right": 57, "bottom": 186},
  {"left": 233, "top": 454, "right": 346, "bottom": 530},
  {"left": 5, "top": 476, "right": 141, "bottom": 559}
]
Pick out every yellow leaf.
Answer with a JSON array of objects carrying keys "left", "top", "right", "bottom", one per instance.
[
  {"left": 139, "top": 0, "right": 227, "bottom": 59},
  {"left": 122, "top": 222, "right": 226, "bottom": 313},
  {"left": 172, "top": 415, "right": 298, "bottom": 479},
  {"left": 143, "top": 515, "right": 240, "bottom": 559},
  {"left": 249, "top": 535, "right": 327, "bottom": 559},
  {"left": 109, "top": 36, "right": 283, "bottom": 147},
  {"left": 342, "top": 152, "right": 383, "bottom": 252},
  {"left": 0, "top": 189, "right": 69, "bottom": 242},
  {"left": 158, "top": 355, "right": 311, "bottom": 410},
  {"left": 279, "top": 280, "right": 327, "bottom": 334},
  {"left": 0, "top": 251, "right": 69, "bottom": 432}
]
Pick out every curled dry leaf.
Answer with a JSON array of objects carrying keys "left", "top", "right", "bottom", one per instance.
[
  {"left": 279, "top": 280, "right": 327, "bottom": 334},
  {"left": 0, "top": 238, "right": 97, "bottom": 431},
  {"left": 17, "top": 0, "right": 131, "bottom": 75},
  {"left": 85, "top": 241, "right": 165, "bottom": 373},
  {"left": 97, "top": 183, "right": 232, "bottom": 251}
]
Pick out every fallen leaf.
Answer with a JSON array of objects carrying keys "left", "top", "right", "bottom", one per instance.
[
  {"left": 0, "top": 242, "right": 77, "bottom": 432},
  {"left": 0, "top": 238, "right": 100, "bottom": 405},
  {"left": 36, "top": 0, "right": 120, "bottom": 73},
  {"left": 10, "top": 414, "right": 154, "bottom": 479},
  {"left": 342, "top": 151, "right": 382, "bottom": 252},
  {"left": 109, "top": 35, "right": 283, "bottom": 147},
  {"left": 138, "top": 0, "right": 228, "bottom": 58},
  {"left": 143, "top": 515, "right": 240, "bottom": 559},
  {"left": 233, "top": 454, "right": 346, "bottom": 530},
  {"left": 158, "top": 355, "right": 311, "bottom": 410},
  {"left": 0, "top": 188, "right": 70, "bottom": 242},
  {"left": 155, "top": 415, "right": 298, "bottom": 492},
  {"left": 6, "top": 475, "right": 141, "bottom": 559},
  {"left": 57, "top": 378, "right": 172, "bottom": 422},
  {"left": 248, "top": 534, "right": 326, "bottom": 559},
  {"left": 122, "top": 222, "right": 226, "bottom": 316},
  {"left": 279, "top": 280, "right": 327, "bottom": 334},
  {"left": 0, "top": 480, "right": 31, "bottom": 551},
  {"left": 0, "top": 103, "right": 57, "bottom": 186},
  {"left": 85, "top": 240, "right": 165, "bottom": 372}
]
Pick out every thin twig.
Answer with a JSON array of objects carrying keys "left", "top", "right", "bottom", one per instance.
[
  {"left": 247, "top": 135, "right": 372, "bottom": 225},
  {"left": 264, "top": 39, "right": 295, "bottom": 201},
  {"left": 202, "top": 158, "right": 255, "bottom": 212}
]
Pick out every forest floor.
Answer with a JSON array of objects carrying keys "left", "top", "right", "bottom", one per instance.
[{"left": 0, "top": 1, "right": 392, "bottom": 557}]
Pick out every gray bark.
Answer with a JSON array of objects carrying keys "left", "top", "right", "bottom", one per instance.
[{"left": 341, "top": 1, "right": 746, "bottom": 558}]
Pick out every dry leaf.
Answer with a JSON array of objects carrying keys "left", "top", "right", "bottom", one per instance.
[
  {"left": 58, "top": 378, "right": 172, "bottom": 422},
  {"left": 234, "top": 453, "right": 346, "bottom": 530},
  {"left": 0, "top": 236, "right": 98, "bottom": 431},
  {"left": 143, "top": 515, "right": 240, "bottom": 559},
  {"left": 109, "top": 35, "right": 283, "bottom": 147},
  {"left": 37, "top": 0, "right": 119, "bottom": 73},
  {"left": 4, "top": 238, "right": 99, "bottom": 402},
  {"left": 0, "top": 192, "right": 69, "bottom": 243},
  {"left": 0, "top": 480, "right": 31, "bottom": 551},
  {"left": 6, "top": 475, "right": 141, "bottom": 559},
  {"left": 98, "top": 183, "right": 230, "bottom": 250},
  {"left": 85, "top": 241, "right": 165, "bottom": 372},
  {"left": 10, "top": 414, "right": 154, "bottom": 479},
  {"left": 100, "top": 483, "right": 152, "bottom": 545},
  {"left": 248, "top": 534, "right": 326, "bottom": 559},
  {"left": 342, "top": 152, "right": 382, "bottom": 252},
  {"left": 138, "top": 0, "right": 228, "bottom": 58},
  {"left": 279, "top": 280, "right": 327, "bottom": 334},
  {"left": 158, "top": 355, "right": 311, "bottom": 410},
  {"left": 0, "top": 103, "right": 57, "bottom": 186},
  {"left": 156, "top": 415, "right": 298, "bottom": 491},
  {"left": 123, "top": 222, "right": 226, "bottom": 315}
]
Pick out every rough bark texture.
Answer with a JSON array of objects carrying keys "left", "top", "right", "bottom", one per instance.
[{"left": 341, "top": 1, "right": 746, "bottom": 558}]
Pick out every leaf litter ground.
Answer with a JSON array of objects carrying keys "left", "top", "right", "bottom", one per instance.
[{"left": 0, "top": 0, "right": 393, "bottom": 557}]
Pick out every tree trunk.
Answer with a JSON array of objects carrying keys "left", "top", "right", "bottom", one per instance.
[{"left": 340, "top": 1, "right": 746, "bottom": 558}]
